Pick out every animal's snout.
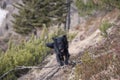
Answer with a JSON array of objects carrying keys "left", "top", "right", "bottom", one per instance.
[
  {"left": 58, "top": 43, "right": 64, "bottom": 51},
  {"left": 60, "top": 49, "right": 64, "bottom": 52}
]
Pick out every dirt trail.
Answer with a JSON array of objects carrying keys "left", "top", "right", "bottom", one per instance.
[{"left": 18, "top": 9, "right": 120, "bottom": 80}]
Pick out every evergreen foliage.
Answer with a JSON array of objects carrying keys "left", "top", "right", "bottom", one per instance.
[
  {"left": 0, "top": 26, "right": 75, "bottom": 80},
  {"left": 0, "top": 27, "right": 55, "bottom": 80},
  {"left": 12, "top": 0, "right": 67, "bottom": 35},
  {"left": 75, "top": 0, "right": 97, "bottom": 16},
  {"left": 75, "top": 0, "right": 120, "bottom": 16}
]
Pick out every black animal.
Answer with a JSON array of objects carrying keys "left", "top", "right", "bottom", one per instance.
[{"left": 46, "top": 35, "right": 70, "bottom": 66}]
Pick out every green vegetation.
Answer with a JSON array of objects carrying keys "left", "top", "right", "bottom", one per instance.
[
  {"left": 0, "top": 26, "right": 75, "bottom": 80},
  {"left": 12, "top": 0, "right": 67, "bottom": 35},
  {"left": 74, "top": 52, "right": 120, "bottom": 80},
  {"left": 75, "top": 0, "right": 120, "bottom": 16},
  {"left": 99, "top": 21, "right": 112, "bottom": 37},
  {"left": 67, "top": 32, "right": 77, "bottom": 42},
  {"left": 75, "top": 0, "right": 97, "bottom": 16},
  {"left": 49, "top": 27, "right": 77, "bottom": 42},
  {"left": 100, "top": 0, "right": 120, "bottom": 9},
  {"left": 0, "top": 27, "right": 53, "bottom": 80}
]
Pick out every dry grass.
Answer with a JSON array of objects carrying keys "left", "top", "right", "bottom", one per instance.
[
  {"left": 74, "top": 52, "right": 120, "bottom": 80},
  {"left": 71, "top": 7, "right": 120, "bottom": 80},
  {"left": 74, "top": 25, "right": 120, "bottom": 80}
]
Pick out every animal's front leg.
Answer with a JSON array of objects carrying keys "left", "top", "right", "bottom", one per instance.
[
  {"left": 56, "top": 54, "right": 64, "bottom": 66},
  {"left": 64, "top": 49, "right": 70, "bottom": 65}
]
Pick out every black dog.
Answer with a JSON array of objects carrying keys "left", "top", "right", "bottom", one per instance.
[{"left": 46, "top": 35, "right": 70, "bottom": 66}]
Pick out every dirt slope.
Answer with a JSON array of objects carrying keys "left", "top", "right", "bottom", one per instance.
[{"left": 18, "top": 9, "right": 120, "bottom": 80}]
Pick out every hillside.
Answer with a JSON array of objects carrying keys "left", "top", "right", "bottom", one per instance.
[
  {"left": 18, "top": 8, "right": 120, "bottom": 80},
  {"left": 0, "top": 0, "right": 120, "bottom": 80}
]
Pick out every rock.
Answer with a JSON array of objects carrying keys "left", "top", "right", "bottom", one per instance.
[
  {"left": 0, "top": 9, "right": 8, "bottom": 36},
  {"left": 0, "top": 0, "right": 22, "bottom": 38}
]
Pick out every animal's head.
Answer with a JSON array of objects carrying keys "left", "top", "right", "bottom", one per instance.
[
  {"left": 53, "top": 35, "right": 66, "bottom": 52},
  {"left": 46, "top": 35, "right": 67, "bottom": 52}
]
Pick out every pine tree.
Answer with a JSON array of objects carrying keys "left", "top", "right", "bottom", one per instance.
[{"left": 12, "top": 0, "right": 67, "bottom": 35}]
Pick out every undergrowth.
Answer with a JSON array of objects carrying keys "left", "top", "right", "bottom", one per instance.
[
  {"left": 0, "top": 27, "right": 76, "bottom": 80},
  {"left": 75, "top": 0, "right": 97, "bottom": 16},
  {"left": 74, "top": 52, "right": 120, "bottom": 80},
  {"left": 76, "top": 0, "right": 120, "bottom": 16},
  {"left": 99, "top": 21, "right": 112, "bottom": 37},
  {"left": 0, "top": 27, "right": 51, "bottom": 80}
]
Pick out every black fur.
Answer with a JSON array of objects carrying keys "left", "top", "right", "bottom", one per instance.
[
  {"left": 46, "top": 42, "right": 54, "bottom": 49},
  {"left": 46, "top": 35, "right": 70, "bottom": 66}
]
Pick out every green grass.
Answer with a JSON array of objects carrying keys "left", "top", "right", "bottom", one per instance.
[{"left": 99, "top": 21, "right": 112, "bottom": 37}]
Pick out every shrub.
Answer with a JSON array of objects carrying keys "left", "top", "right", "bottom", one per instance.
[
  {"left": 0, "top": 27, "right": 52, "bottom": 80},
  {"left": 75, "top": 0, "right": 97, "bottom": 16},
  {"left": 75, "top": 52, "right": 95, "bottom": 80},
  {"left": 99, "top": 21, "right": 112, "bottom": 37},
  {"left": 74, "top": 52, "right": 120, "bottom": 80},
  {"left": 76, "top": 0, "right": 120, "bottom": 16},
  {"left": 49, "top": 27, "right": 77, "bottom": 42},
  {"left": 68, "top": 32, "right": 77, "bottom": 42},
  {"left": 0, "top": 26, "right": 75, "bottom": 80}
]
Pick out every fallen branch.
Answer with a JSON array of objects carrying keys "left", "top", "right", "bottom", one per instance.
[
  {"left": 39, "top": 66, "right": 59, "bottom": 80},
  {"left": 0, "top": 65, "right": 59, "bottom": 80},
  {"left": 0, "top": 69, "right": 14, "bottom": 80},
  {"left": 0, "top": 52, "right": 51, "bottom": 80},
  {"left": 45, "top": 67, "right": 60, "bottom": 80}
]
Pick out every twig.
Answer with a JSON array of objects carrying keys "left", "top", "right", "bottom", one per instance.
[
  {"left": 0, "top": 65, "right": 59, "bottom": 80},
  {"left": 0, "top": 69, "right": 14, "bottom": 80}
]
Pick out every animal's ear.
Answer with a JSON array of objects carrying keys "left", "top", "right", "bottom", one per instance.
[
  {"left": 63, "top": 35, "right": 66, "bottom": 38},
  {"left": 46, "top": 42, "right": 54, "bottom": 49}
]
